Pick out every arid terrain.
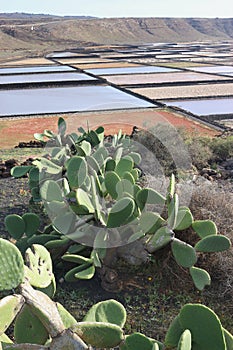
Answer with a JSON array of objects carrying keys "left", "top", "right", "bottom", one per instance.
[{"left": 0, "top": 13, "right": 233, "bottom": 60}]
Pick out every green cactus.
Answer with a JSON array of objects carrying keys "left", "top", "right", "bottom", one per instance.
[
  {"left": 120, "top": 333, "right": 154, "bottom": 350},
  {"left": 166, "top": 304, "right": 228, "bottom": 350},
  {"left": 123, "top": 171, "right": 136, "bottom": 184},
  {"left": 0, "top": 239, "right": 25, "bottom": 291},
  {"left": 29, "top": 167, "right": 40, "bottom": 182},
  {"left": 107, "top": 197, "right": 135, "bottom": 228},
  {"left": 195, "top": 234, "right": 231, "bottom": 252},
  {"left": 171, "top": 238, "right": 197, "bottom": 268},
  {"left": 66, "top": 156, "right": 88, "bottom": 188},
  {"left": 22, "top": 213, "right": 40, "bottom": 238},
  {"left": 14, "top": 304, "right": 49, "bottom": 345},
  {"left": 36, "top": 275, "right": 56, "bottom": 298},
  {"left": 138, "top": 212, "right": 165, "bottom": 235},
  {"left": 115, "top": 178, "right": 134, "bottom": 199},
  {"left": 105, "top": 158, "right": 116, "bottom": 172},
  {"left": 167, "top": 173, "right": 176, "bottom": 201},
  {"left": 72, "top": 321, "right": 124, "bottom": 348},
  {"left": 62, "top": 254, "right": 92, "bottom": 264},
  {"left": 33, "top": 158, "right": 62, "bottom": 175},
  {"left": 10, "top": 165, "right": 32, "bottom": 178},
  {"left": 189, "top": 266, "right": 211, "bottom": 290},
  {"left": 115, "top": 157, "right": 134, "bottom": 177},
  {"left": 84, "top": 299, "right": 127, "bottom": 328},
  {"left": 136, "top": 188, "right": 165, "bottom": 210},
  {"left": 64, "top": 263, "right": 94, "bottom": 282},
  {"left": 0, "top": 295, "right": 24, "bottom": 336},
  {"left": 56, "top": 302, "right": 78, "bottom": 328},
  {"left": 74, "top": 264, "right": 95, "bottom": 280},
  {"left": 0, "top": 332, "right": 13, "bottom": 344},
  {"left": 40, "top": 180, "right": 63, "bottom": 202},
  {"left": 24, "top": 244, "right": 54, "bottom": 288},
  {"left": 76, "top": 188, "right": 95, "bottom": 214},
  {"left": 105, "top": 171, "right": 121, "bottom": 199},
  {"left": 58, "top": 116, "right": 66, "bottom": 136},
  {"left": 223, "top": 328, "right": 233, "bottom": 350},
  {"left": 4, "top": 214, "right": 25, "bottom": 240},
  {"left": 53, "top": 211, "right": 76, "bottom": 235},
  {"left": 167, "top": 193, "right": 179, "bottom": 229},
  {"left": 165, "top": 315, "right": 183, "bottom": 348},
  {"left": 192, "top": 219, "right": 218, "bottom": 238},
  {"left": 147, "top": 226, "right": 173, "bottom": 252},
  {"left": 27, "top": 234, "right": 61, "bottom": 247},
  {"left": 177, "top": 329, "right": 192, "bottom": 350},
  {"left": 178, "top": 304, "right": 226, "bottom": 350},
  {"left": 174, "top": 207, "right": 193, "bottom": 231},
  {"left": 86, "top": 155, "right": 101, "bottom": 173}
]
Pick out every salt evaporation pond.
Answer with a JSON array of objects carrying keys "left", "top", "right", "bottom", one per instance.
[
  {"left": 86, "top": 66, "right": 179, "bottom": 75},
  {"left": 165, "top": 98, "right": 233, "bottom": 116},
  {"left": 0, "top": 85, "right": 155, "bottom": 116},
  {"left": 0, "top": 72, "right": 97, "bottom": 85},
  {"left": 190, "top": 65, "right": 233, "bottom": 74},
  {"left": 0, "top": 65, "right": 76, "bottom": 75}
]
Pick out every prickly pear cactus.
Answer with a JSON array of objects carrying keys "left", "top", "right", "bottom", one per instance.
[
  {"left": 83, "top": 299, "right": 127, "bottom": 328},
  {"left": 0, "top": 239, "right": 25, "bottom": 291},
  {"left": 165, "top": 303, "right": 227, "bottom": 350},
  {"left": 0, "top": 295, "right": 24, "bottom": 336},
  {"left": 24, "top": 244, "right": 54, "bottom": 288},
  {"left": 119, "top": 333, "right": 155, "bottom": 350},
  {"left": 14, "top": 304, "right": 49, "bottom": 345},
  {"left": 72, "top": 321, "right": 124, "bottom": 348}
]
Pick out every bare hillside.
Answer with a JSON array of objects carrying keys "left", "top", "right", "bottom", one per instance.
[{"left": 0, "top": 15, "right": 233, "bottom": 59}]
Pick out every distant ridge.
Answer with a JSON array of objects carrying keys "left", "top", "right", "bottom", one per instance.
[
  {"left": 0, "top": 12, "right": 96, "bottom": 20},
  {"left": 0, "top": 14, "right": 232, "bottom": 59}
]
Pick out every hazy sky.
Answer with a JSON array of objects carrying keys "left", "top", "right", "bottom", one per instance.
[{"left": 2, "top": 0, "right": 233, "bottom": 18}]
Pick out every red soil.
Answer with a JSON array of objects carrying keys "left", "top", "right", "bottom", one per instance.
[{"left": 0, "top": 108, "right": 219, "bottom": 149}]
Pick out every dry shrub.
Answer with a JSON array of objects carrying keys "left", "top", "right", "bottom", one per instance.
[{"left": 189, "top": 177, "right": 233, "bottom": 300}]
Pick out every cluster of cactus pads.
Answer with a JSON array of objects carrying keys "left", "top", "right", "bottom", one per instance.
[
  {"left": 0, "top": 238, "right": 232, "bottom": 350},
  {"left": 8, "top": 118, "right": 231, "bottom": 290}
]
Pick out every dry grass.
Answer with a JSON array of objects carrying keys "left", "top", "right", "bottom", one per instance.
[{"left": 190, "top": 178, "right": 233, "bottom": 300}]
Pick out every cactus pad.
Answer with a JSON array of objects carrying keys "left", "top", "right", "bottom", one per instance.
[
  {"left": 24, "top": 244, "right": 53, "bottom": 288},
  {"left": 0, "top": 295, "right": 24, "bottom": 336},
  {"left": 72, "top": 321, "right": 124, "bottom": 348},
  {"left": 22, "top": 213, "right": 40, "bottom": 238},
  {"left": 40, "top": 180, "right": 63, "bottom": 202},
  {"left": 195, "top": 234, "right": 231, "bottom": 252},
  {"left": 67, "top": 156, "right": 88, "bottom": 188},
  {"left": 107, "top": 197, "right": 135, "bottom": 228},
  {"left": 189, "top": 266, "right": 211, "bottom": 290},
  {"left": 192, "top": 220, "right": 217, "bottom": 238},
  {"left": 138, "top": 212, "right": 165, "bottom": 234},
  {"left": 165, "top": 315, "right": 183, "bottom": 348},
  {"left": 177, "top": 329, "right": 192, "bottom": 350},
  {"left": 4, "top": 214, "right": 25, "bottom": 239},
  {"left": 56, "top": 302, "right": 78, "bottom": 328},
  {"left": 171, "top": 239, "right": 197, "bottom": 268},
  {"left": 105, "top": 171, "right": 121, "bottom": 199},
  {"left": 14, "top": 304, "right": 49, "bottom": 345},
  {"left": 84, "top": 299, "right": 127, "bottom": 328},
  {"left": 120, "top": 333, "right": 154, "bottom": 350},
  {"left": 175, "top": 207, "right": 193, "bottom": 231},
  {"left": 136, "top": 188, "right": 165, "bottom": 210},
  {"left": 10, "top": 165, "right": 32, "bottom": 178},
  {"left": 179, "top": 304, "right": 226, "bottom": 350},
  {"left": 147, "top": 227, "right": 172, "bottom": 252},
  {"left": 0, "top": 239, "right": 24, "bottom": 291}
]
